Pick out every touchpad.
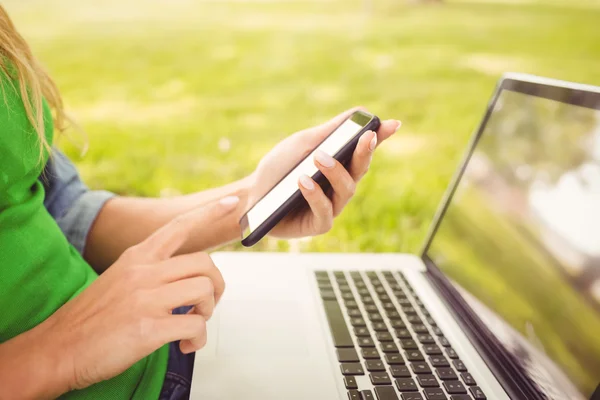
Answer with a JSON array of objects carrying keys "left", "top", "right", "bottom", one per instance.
[{"left": 217, "top": 300, "right": 309, "bottom": 356}]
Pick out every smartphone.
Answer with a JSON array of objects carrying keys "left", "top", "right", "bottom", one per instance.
[{"left": 240, "top": 110, "right": 381, "bottom": 247}]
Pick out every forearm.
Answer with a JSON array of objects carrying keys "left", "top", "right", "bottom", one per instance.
[
  {"left": 84, "top": 176, "right": 253, "bottom": 272},
  {"left": 0, "top": 323, "right": 70, "bottom": 400}
]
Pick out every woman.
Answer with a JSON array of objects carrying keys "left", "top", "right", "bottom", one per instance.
[{"left": 0, "top": 5, "right": 401, "bottom": 400}]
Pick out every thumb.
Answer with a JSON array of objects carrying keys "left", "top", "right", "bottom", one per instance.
[{"left": 139, "top": 196, "right": 240, "bottom": 260}]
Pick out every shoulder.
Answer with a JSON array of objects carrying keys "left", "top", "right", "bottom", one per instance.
[{"left": 0, "top": 71, "right": 45, "bottom": 198}]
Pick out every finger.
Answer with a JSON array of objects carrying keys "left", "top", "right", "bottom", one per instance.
[
  {"left": 374, "top": 119, "right": 402, "bottom": 146},
  {"left": 159, "top": 276, "right": 216, "bottom": 318},
  {"left": 137, "top": 196, "right": 240, "bottom": 261},
  {"left": 313, "top": 150, "right": 356, "bottom": 216},
  {"left": 297, "top": 175, "right": 334, "bottom": 234},
  {"left": 155, "top": 314, "right": 207, "bottom": 353},
  {"left": 157, "top": 252, "right": 226, "bottom": 303},
  {"left": 348, "top": 130, "right": 376, "bottom": 181}
]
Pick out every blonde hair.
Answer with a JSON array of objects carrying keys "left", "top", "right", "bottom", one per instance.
[{"left": 0, "top": 5, "right": 68, "bottom": 158}]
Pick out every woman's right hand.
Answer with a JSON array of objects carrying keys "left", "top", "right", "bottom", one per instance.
[{"left": 38, "top": 196, "right": 238, "bottom": 394}]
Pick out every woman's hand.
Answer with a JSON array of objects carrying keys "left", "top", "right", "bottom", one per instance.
[
  {"left": 246, "top": 107, "right": 401, "bottom": 238},
  {"left": 34, "top": 198, "right": 238, "bottom": 395}
]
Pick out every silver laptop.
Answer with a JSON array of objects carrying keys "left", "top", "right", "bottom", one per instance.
[{"left": 191, "top": 74, "right": 600, "bottom": 400}]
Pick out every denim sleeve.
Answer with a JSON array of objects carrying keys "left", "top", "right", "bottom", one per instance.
[{"left": 41, "top": 149, "right": 115, "bottom": 255}]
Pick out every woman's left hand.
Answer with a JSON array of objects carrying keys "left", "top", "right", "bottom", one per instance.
[{"left": 245, "top": 107, "right": 401, "bottom": 239}]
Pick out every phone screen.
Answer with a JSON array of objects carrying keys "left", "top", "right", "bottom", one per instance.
[{"left": 244, "top": 118, "right": 365, "bottom": 234}]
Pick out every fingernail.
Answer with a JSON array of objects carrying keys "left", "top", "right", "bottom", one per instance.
[
  {"left": 219, "top": 196, "right": 240, "bottom": 207},
  {"left": 314, "top": 150, "right": 335, "bottom": 168},
  {"left": 395, "top": 120, "right": 402, "bottom": 131},
  {"left": 299, "top": 175, "right": 315, "bottom": 190},
  {"left": 369, "top": 132, "right": 378, "bottom": 151}
]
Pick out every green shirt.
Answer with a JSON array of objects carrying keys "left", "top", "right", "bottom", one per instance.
[{"left": 0, "top": 74, "right": 168, "bottom": 398}]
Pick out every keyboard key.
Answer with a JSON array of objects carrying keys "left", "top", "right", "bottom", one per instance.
[
  {"left": 339, "top": 285, "right": 352, "bottom": 293},
  {"left": 385, "top": 353, "right": 405, "bottom": 365},
  {"left": 405, "top": 315, "right": 422, "bottom": 325},
  {"left": 381, "top": 342, "right": 399, "bottom": 353},
  {"left": 390, "top": 365, "right": 411, "bottom": 378},
  {"left": 390, "top": 320, "right": 407, "bottom": 329},
  {"left": 401, "top": 306, "right": 417, "bottom": 315},
  {"left": 362, "top": 348, "right": 380, "bottom": 359},
  {"left": 386, "top": 310, "right": 402, "bottom": 319},
  {"left": 344, "top": 376, "right": 358, "bottom": 389},
  {"left": 358, "top": 288, "right": 371, "bottom": 296},
  {"left": 443, "top": 381, "right": 467, "bottom": 394},
  {"left": 335, "top": 271, "right": 346, "bottom": 278},
  {"left": 365, "top": 304, "right": 379, "bottom": 312},
  {"left": 318, "top": 280, "right": 333, "bottom": 289},
  {"left": 341, "top": 363, "right": 365, "bottom": 376},
  {"left": 395, "top": 329, "right": 413, "bottom": 339},
  {"left": 366, "top": 360, "right": 386, "bottom": 372},
  {"left": 342, "top": 293, "right": 355, "bottom": 301},
  {"left": 373, "top": 322, "right": 388, "bottom": 331},
  {"left": 429, "top": 356, "right": 450, "bottom": 367},
  {"left": 431, "top": 327, "right": 443, "bottom": 336},
  {"left": 469, "top": 386, "right": 486, "bottom": 400},
  {"left": 379, "top": 294, "right": 391, "bottom": 302},
  {"left": 449, "top": 396, "right": 471, "bottom": 400},
  {"left": 370, "top": 372, "right": 392, "bottom": 385},
  {"left": 412, "top": 324, "right": 429, "bottom": 333},
  {"left": 323, "top": 300, "right": 354, "bottom": 347},
  {"left": 423, "top": 345, "right": 442, "bottom": 355},
  {"left": 453, "top": 359, "right": 467, "bottom": 372},
  {"left": 348, "top": 390, "right": 361, "bottom": 400},
  {"left": 435, "top": 368, "right": 458, "bottom": 381},
  {"left": 382, "top": 302, "right": 396, "bottom": 311},
  {"left": 395, "top": 378, "right": 418, "bottom": 392},
  {"left": 400, "top": 339, "right": 418, "bottom": 350},
  {"left": 315, "top": 271, "right": 329, "bottom": 278},
  {"left": 376, "top": 331, "right": 394, "bottom": 342},
  {"left": 361, "top": 390, "right": 375, "bottom": 400},
  {"left": 358, "top": 337, "right": 376, "bottom": 348},
  {"left": 423, "top": 387, "right": 447, "bottom": 400},
  {"left": 321, "top": 290, "right": 337, "bottom": 300},
  {"left": 355, "top": 327, "right": 371, "bottom": 337},
  {"left": 363, "top": 297, "right": 375, "bottom": 304},
  {"left": 354, "top": 281, "right": 367, "bottom": 289},
  {"left": 351, "top": 317, "right": 367, "bottom": 327},
  {"left": 369, "top": 313, "right": 384, "bottom": 322},
  {"left": 416, "top": 374, "right": 439, "bottom": 388},
  {"left": 337, "top": 348, "right": 360, "bottom": 362},
  {"left": 345, "top": 299, "right": 359, "bottom": 308},
  {"left": 461, "top": 372, "right": 476, "bottom": 386},
  {"left": 348, "top": 309, "right": 363, "bottom": 318},
  {"left": 401, "top": 394, "right": 423, "bottom": 400},
  {"left": 406, "top": 350, "right": 425, "bottom": 361},
  {"left": 445, "top": 348, "right": 458, "bottom": 359},
  {"left": 410, "top": 361, "right": 432, "bottom": 374},
  {"left": 375, "top": 286, "right": 387, "bottom": 294},
  {"left": 417, "top": 334, "right": 435, "bottom": 344},
  {"left": 397, "top": 298, "right": 411, "bottom": 306},
  {"left": 438, "top": 337, "right": 451, "bottom": 347},
  {"left": 374, "top": 386, "right": 399, "bottom": 400}
]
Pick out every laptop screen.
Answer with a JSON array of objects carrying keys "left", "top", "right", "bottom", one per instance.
[{"left": 424, "top": 78, "right": 600, "bottom": 398}]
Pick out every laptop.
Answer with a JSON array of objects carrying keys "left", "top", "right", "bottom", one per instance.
[{"left": 190, "top": 73, "right": 600, "bottom": 400}]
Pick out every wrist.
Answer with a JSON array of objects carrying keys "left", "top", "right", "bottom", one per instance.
[{"left": 0, "top": 318, "right": 73, "bottom": 399}]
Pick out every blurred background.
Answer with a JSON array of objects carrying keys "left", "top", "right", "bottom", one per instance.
[{"left": 5, "top": 0, "right": 600, "bottom": 253}]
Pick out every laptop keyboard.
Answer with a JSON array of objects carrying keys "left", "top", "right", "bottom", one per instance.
[{"left": 315, "top": 270, "right": 487, "bottom": 400}]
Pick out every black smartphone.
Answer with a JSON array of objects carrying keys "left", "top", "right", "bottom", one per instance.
[{"left": 240, "top": 110, "right": 381, "bottom": 247}]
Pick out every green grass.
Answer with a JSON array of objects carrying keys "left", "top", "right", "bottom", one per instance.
[{"left": 6, "top": 0, "right": 600, "bottom": 252}]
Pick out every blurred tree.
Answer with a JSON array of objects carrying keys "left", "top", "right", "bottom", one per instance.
[{"left": 480, "top": 91, "right": 597, "bottom": 188}]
